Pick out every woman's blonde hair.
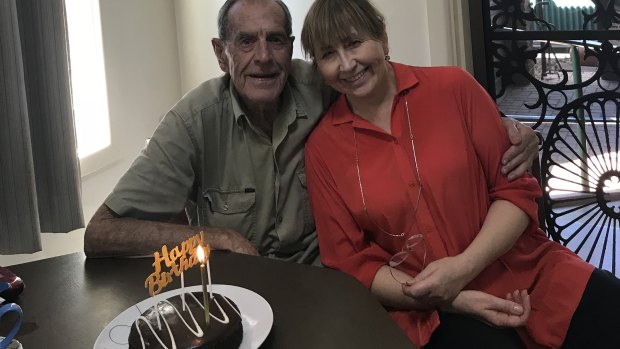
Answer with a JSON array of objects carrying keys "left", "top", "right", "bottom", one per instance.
[{"left": 300, "top": 0, "right": 386, "bottom": 61}]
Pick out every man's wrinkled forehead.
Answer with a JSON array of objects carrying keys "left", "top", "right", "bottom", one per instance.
[{"left": 226, "top": 0, "right": 287, "bottom": 38}]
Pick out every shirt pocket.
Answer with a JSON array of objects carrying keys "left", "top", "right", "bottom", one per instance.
[{"left": 200, "top": 189, "right": 256, "bottom": 234}]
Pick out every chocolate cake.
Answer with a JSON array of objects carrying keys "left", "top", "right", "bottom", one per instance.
[{"left": 128, "top": 292, "right": 243, "bottom": 349}]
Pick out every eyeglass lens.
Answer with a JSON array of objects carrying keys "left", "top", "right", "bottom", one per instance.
[{"left": 388, "top": 234, "right": 426, "bottom": 285}]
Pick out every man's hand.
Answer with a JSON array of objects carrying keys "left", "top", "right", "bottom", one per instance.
[
  {"left": 500, "top": 118, "right": 539, "bottom": 181},
  {"left": 209, "top": 228, "right": 259, "bottom": 256},
  {"left": 445, "top": 289, "right": 531, "bottom": 328}
]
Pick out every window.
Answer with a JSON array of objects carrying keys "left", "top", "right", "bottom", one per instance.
[{"left": 65, "top": 0, "right": 116, "bottom": 176}]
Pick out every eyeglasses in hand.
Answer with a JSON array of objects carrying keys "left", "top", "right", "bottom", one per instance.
[{"left": 388, "top": 233, "right": 427, "bottom": 285}]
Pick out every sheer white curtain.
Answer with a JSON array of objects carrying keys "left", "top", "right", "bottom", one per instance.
[{"left": 0, "top": 0, "right": 83, "bottom": 254}]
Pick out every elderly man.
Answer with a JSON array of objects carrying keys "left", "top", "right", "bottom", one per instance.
[{"left": 84, "top": 0, "right": 538, "bottom": 265}]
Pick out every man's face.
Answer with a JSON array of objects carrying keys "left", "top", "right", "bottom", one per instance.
[{"left": 213, "top": 0, "right": 293, "bottom": 110}]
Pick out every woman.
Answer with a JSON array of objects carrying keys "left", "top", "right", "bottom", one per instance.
[{"left": 300, "top": 0, "right": 620, "bottom": 348}]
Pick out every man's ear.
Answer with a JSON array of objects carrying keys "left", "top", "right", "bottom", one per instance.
[
  {"left": 211, "top": 38, "right": 228, "bottom": 72},
  {"left": 288, "top": 36, "right": 295, "bottom": 59}
]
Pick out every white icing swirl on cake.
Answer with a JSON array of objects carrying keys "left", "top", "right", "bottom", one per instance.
[{"left": 133, "top": 291, "right": 241, "bottom": 349}]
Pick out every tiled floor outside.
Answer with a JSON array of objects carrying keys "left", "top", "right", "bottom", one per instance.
[{"left": 498, "top": 53, "right": 619, "bottom": 133}]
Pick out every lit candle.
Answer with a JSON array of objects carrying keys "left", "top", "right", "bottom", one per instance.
[{"left": 196, "top": 245, "right": 210, "bottom": 329}]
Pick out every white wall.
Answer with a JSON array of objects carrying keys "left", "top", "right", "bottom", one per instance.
[
  {"left": 174, "top": 0, "right": 226, "bottom": 93},
  {"left": 0, "top": 0, "right": 470, "bottom": 266},
  {"left": 379, "top": 0, "right": 471, "bottom": 69},
  {"left": 378, "top": 1, "right": 432, "bottom": 66}
]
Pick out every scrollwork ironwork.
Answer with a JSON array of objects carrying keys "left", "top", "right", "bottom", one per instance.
[
  {"left": 541, "top": 92, "right": 620, "bottom": 274},
  {"left": 483, "top": 0, "right": 620, "bottom": 129}
]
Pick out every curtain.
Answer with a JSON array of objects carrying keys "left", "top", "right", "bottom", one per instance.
[{"left": 0, "top": 0, "right": 83, "bottom": 254}]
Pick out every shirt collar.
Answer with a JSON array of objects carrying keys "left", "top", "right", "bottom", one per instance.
[
  {"left": 331, "top": 62, "right": 419, "bottom": 126},
  {"left": 229, "top": 82, "right": 246, "bottom": 123}
]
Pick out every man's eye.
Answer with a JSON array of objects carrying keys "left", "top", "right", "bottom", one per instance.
[
  {"left": 239, "top": 38, "right": 255, "bottom": 48},
  {"left": 268, "top": 36, "right": 288, "bottom": 47}
]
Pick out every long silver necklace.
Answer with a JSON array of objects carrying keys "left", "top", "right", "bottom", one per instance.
[{"left": 353, "top": 97, "right": 423, "bottom": 238}]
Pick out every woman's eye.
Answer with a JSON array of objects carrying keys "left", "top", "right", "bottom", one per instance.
[
  {"left": 347, "top": 40, "right": 362, "bottom": 48},
  {"left": 321, "top": 50, "right": 334, "bottom": 59}
]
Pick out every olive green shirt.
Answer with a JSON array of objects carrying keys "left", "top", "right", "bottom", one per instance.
[{"left": 106, "top": 60, "right": 335, "bottom": 265}]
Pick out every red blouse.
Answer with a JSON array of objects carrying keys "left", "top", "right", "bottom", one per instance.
[{"left": 305, "top": 63, "right": 594, "bottom": 348}]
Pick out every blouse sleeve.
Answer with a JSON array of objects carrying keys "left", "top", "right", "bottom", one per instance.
[
  {"left": 305, "top": 134, "right": 392, "bottom": 288},
  {"left": 456, "top": 68, "right": 542, "bottom": 229}
]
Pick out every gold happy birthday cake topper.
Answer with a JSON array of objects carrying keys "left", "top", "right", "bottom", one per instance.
[{"left": 144, "top": 233, "right": 209, "bottom": 296}]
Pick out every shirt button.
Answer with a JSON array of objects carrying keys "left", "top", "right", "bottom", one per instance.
[
  {"left": 393, "top": 139, "right": 399, "bottom": 144},
  {"left": 277, "top": 216, "right": 283, "bottom": 223},
  {"left": 409, "top": 181, "right": 416, "bottom": 187}
]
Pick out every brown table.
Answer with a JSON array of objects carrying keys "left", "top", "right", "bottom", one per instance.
[{"left": 0, "top": 251, "right": 414, "bottom": 349}]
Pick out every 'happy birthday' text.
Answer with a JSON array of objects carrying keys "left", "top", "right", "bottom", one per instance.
[{"left": 144, "top": 234, "right": 202, "bottom": 296}]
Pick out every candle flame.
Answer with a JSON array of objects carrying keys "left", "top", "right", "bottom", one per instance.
[{"left": 197, "top": 245, "right": 205, "bottom": 263}]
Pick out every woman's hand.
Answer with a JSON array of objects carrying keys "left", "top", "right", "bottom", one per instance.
[
  {"left": 403, "top": 200, "right": 529, "bottom": 305},
  {"left": 445, "top": 289, "right": 531, "bottom": 328},
  {"left": 401, "top": 255, "right": 473, "bottom": 305}
]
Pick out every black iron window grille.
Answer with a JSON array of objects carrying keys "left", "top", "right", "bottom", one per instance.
[{"left": 471, "top": 0, "right": 620, "bottom": 274}]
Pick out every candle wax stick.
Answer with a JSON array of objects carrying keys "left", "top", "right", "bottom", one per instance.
[
  {"left": 200, "top": 263, "right": 210, "bottom": 328},
  {"left": 206, "top": 259, "right": 214, "bottom": 299},
  {"left": 181, "top": 271, "right": 186, "bottom": 311},
  {"left": 153, "top": 297, "right": 162, "bottom": 330}
]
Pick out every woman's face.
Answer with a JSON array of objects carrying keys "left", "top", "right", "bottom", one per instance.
[{"left": 314, "top": 31, "right": 389, "bottom": 101}]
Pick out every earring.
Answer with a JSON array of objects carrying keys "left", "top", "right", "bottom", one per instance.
[{"left": 385, "top": 54, "right": 391, "bottom": 61}]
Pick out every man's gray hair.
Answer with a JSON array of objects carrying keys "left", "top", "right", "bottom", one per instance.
[{"left": 217, "top": 0, "right": 293, "bottom": 40}]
